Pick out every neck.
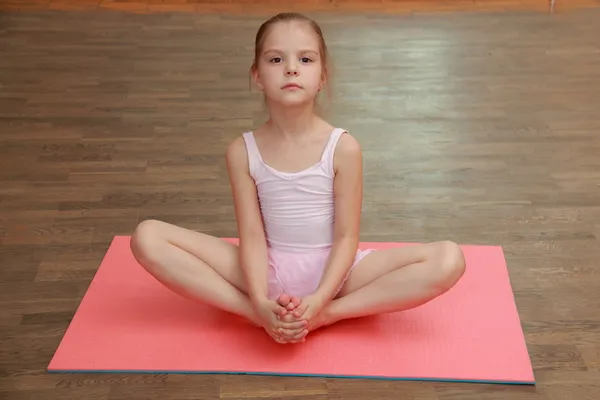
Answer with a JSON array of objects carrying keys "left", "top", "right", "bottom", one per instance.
[{"left": 266, "top": 101, "right": 319, "bottom": 139}]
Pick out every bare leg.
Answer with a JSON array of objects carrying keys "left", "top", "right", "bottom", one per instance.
[
  {"left": 130, "top": 219, "right": 262, "bottom": 325},
  {"left": 310, "top": 240, "right": 466, "bottom": 331},
  {"left": 130, "top": 219, "right": 307, "bottom": 343}
]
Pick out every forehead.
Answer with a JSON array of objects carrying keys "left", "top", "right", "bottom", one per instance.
[{"left": 262, "top": 21, "right": 320, "bottom": 53}]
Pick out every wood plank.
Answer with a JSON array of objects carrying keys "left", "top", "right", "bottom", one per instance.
[
  {"left": 1, "top": 6, "right": 599, "bottom": 400},
  {"left": 2, "top": 0, "right": 600, "bottom": 14}
]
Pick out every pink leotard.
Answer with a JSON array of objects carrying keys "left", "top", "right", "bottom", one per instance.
[{"left": 242, "top": 128, "right": 375, "bottom": 300}]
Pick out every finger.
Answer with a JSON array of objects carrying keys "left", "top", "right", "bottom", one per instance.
[
  {"left": 292, "top": 305, "right": 309, "bottom": 319},
  {"left": 274, "top": 336, "right": 288, "bottom": 344},
  {"left": 283, "top": 327, "right": 308, "bottom": 339},
  {"left": 266, "top": 329, "right": 287, "bottom": 344},
  {"left": 275, "top": 327, "right": 303, "bottom": 340},
  {"left": 278, "top": 327, "right": 305, "bottom": 338},
  {"left": 275, "top": 335, "right": 288, "bottom": 344},
  {"left": 295, "top": 309, "right": 315, "bottom": 326},
  {"left": 277, "top": 324, "right": 306, "bottom": 339},
  {"left": 275, "top": 327, "right": 308, "bottom": 338},
  {"left": 280, "top": 313, "right": 297, "bottom": 323},
  {"left": 280, "top": 313, "right": 307, "bottom": 327},
  {"left": 270, "top": 329, "right": 290, "bottom": 344},
  {"left": 293, "top": 329, "right": 308, "bottom": 340},
  {"left": 270, "top": 302, "right": 288, "bottom": 317},
  {"left": 278, "top": 319, "right": 308, "bottom": 330},
  {"left": 293, "top": 304, "right": 309, "bottom": 318},
  {"left": 286, "top": 329, "right": 308, "bottom": 343},
  {"left": 274, "top": 319, "right": 304, "bottom": 337}
]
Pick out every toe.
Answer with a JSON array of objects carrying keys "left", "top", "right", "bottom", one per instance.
[
  {"left": 277, "top": 293, "right": 291, "bottom": 307},
  {"left": 290, "top": 296, "right": 302, "bottom": 309}
]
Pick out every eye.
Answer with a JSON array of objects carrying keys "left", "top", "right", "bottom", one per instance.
[
  {"left": 269, "top": 57, "right": 283, "bottom": 63},
  {"left": 300, "top": 57, "right": 313, "bottom": 63}
]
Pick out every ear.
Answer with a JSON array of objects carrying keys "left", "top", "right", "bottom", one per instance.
[
  {"left": 319, "top": 69, "right": 328, "bottom": 91},
  {"left": 251, "top": 65, "right": 264, "bottom": 91},
  {"left": 319, "top": 77, "right": 326, "bottom": 92}
]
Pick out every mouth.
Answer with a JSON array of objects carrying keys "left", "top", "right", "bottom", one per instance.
[{"left": 282, "top": 83, "right": 302, "bottom": 89}]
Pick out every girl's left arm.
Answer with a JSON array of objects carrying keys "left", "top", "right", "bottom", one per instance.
[{"left": 316, "top": 132, "right": 363, "bottom": 301}]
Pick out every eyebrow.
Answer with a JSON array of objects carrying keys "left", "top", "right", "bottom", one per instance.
[{"left": 263, "top": 49, "right": 319, "bottom": 55}]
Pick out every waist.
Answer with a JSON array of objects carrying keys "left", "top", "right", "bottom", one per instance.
[
  {"left": 267, "top": 244, "right": 333, "bottom": 258},
  {"left": 264, "top": 223, "right": 334, "bottom": 253}
]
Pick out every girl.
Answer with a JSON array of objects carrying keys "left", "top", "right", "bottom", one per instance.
[{"left": 130, "top": 12, "right": 466, "bottom": 344}]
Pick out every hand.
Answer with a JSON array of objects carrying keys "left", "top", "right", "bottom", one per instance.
[
  {"left": 253, "top": 297, "right": 307, "bottom": 344},
  {"left": 291, "top": 292, "right": 329, "bottom": 330}
]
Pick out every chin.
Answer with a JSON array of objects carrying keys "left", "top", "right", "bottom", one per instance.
[{"left": 274, "top": 93, "right": 318, "bottom": 107}]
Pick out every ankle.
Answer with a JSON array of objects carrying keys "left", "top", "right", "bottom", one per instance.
[{"left": 321, "top": 303, "right": 339, "bottom": 326}]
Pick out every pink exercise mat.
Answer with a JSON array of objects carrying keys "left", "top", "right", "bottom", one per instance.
[{"left": 48, "top": 236, "right": 534, "bottom": 384}]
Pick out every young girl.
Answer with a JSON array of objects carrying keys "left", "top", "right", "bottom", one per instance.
[{"left": 130, "top": 12, "right": 466, "bottom": 344}]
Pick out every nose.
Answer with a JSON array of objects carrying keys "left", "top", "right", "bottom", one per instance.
[{"left": 285, "top": 62, "right": 299, "bottom": 76}]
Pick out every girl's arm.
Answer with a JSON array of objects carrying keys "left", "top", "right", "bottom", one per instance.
[
  {"left": 226, "top": 136, "right": 270, "bottom": 304},
  {"left": 316, "top": 133, "right": 363, "bottom": 301}
]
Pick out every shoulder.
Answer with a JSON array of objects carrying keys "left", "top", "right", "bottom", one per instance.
[
  {"left": 226, "top": 134, "right": 247, "bottom": 157},
  {"left": 336, "top": 131, "right": 362, "bottom": 156},
  {"left": 334, "top": 131, "right": 362, "bottom": 172},
  {"left": 225, "top": 133, "right": 250, "bottom": 172}
]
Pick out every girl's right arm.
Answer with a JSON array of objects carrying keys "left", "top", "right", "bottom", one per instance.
[{"left": 225, "top": 136, "right": 269, "bottom": 305}]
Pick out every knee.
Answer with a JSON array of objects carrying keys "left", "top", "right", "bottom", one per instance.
[
  {"left": 433, "top": 240, "right": 466, "bottom": 291},
  {"left": 130, "top": 219, "right": 164, "bottom": 265}
]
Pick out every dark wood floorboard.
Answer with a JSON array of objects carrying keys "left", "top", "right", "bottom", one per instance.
[{"left": 1, "top": 7, "right": 600, "bottom": 400}]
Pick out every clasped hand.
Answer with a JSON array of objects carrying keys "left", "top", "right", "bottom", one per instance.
[{"left": 254, "top": 293, "right": 328, "bottom": 344}]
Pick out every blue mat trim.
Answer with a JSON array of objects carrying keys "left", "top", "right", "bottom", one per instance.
[{"left": 47, "top": 368, "right": 536, "bottom": 385}]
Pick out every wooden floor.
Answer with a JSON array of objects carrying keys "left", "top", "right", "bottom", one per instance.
[
  {"left": 1, "top": 3, "right": 600, "bottom": 399},
  {"left": 1, "top": 0, "right": 600, "bottom": 14}
]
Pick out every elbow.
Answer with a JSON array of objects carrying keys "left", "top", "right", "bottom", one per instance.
[
  {"left": 239, "top": 226, "right": 267, "bottom": 248},
  {"left": 334, "top": 230, "right": 360, "bottom": 246}
]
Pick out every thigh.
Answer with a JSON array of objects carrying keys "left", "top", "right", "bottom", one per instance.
[
  {"left": 337, "top": 242, "right": 442, "bottom": 297},
  {"left": 132, "top": 219, "right": 248, "bottom": 293}
]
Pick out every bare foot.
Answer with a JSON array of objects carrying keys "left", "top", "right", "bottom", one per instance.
[
  {"left": 306, "top": 309, "right": 335, "bottom": 333},
  {"left": 272, "top": 294, "right": 306, "bottom": 343},
  {"left": 279, "top": 313, "right": 308, "bottom": 343},
  {"left": 276, "top": 293, "right": 301, "bottom": 313},
  {"left": 267, "top": 294, "right": 336, "bottom": 340},
  {"left": 275, "top": 310, "right": 333, "bottom": 343}
]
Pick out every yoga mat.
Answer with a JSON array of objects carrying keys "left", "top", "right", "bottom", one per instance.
[{"left": 48, "top": 236, "right": 534, "bottom": 384}]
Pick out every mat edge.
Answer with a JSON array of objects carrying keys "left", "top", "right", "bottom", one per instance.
[
  {"left": 46, "top": 368, "right": 535, "bottom": 385},
  {"left": 47, "top": 236, "right": 535, "bottom": 385}
]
